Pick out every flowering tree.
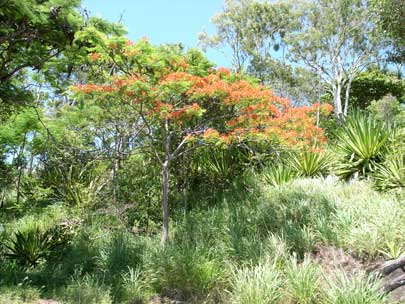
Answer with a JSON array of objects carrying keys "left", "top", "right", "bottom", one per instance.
[{"left": 72, "top": 37, "right": 332, "bottom": 244}]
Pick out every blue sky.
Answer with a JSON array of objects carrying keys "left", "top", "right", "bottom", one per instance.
[{"left": 82, "top": 0, "right": 230, "bottom": 67}]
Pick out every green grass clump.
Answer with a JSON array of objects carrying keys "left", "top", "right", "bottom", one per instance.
[
  {"left": 324, "top": 270, "right": 386, "bottom": 304},
  {"left": 62, "top": 274, "right": 112, "bottom": 304},
  {"left": 229, "top": 260, "right": 283, "bottom": 304},
  {"left": 284, "top": 257, "right": 322, "bottom": 303},
  {"left": 0, "top": 286, "right": 40, "bottom": 304}
]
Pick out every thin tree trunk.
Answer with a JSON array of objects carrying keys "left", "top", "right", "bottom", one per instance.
[
  {"left": 344, "top": 78, "right": 353, "bottom": 116},
  {"left": 334, "top": 81, "right": 343, "bottom": 119},
  {"left": 0, "top": 189, "right": 5, "bottom": 208},
  {"left": 16, "top": 132, "right": 27, "bottom": 205},
  {"left": 161, "top": 161, "right": 170, "bottom": 245}
]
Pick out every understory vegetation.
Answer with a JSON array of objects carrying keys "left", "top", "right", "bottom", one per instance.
[{"left": 0, "top": 177, "right": 404, "bottom": 303}]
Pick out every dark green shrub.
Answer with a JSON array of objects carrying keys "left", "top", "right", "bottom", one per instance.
[{"left": 4, "top": 225, "right": 70, "bottom": 268}]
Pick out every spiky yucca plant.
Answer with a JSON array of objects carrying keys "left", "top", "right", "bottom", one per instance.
[
  {"left": 371, "top": 154, "right": 405, "bottom": 192},
  {"left": 263, "top": 164, "right": 297, "bottom": 187},
  {"left": 335, "top": 112, "right": 389, "bottom": 179},
  {"left": 5, "top": 226, "right": 69, "bottom": 267},
  {"left": 291, "top": 151, "right": 331, "bottom": 177}
]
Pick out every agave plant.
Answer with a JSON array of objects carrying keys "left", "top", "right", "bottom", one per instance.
[
  {"left": 194, "top": 147, "right": 249, "bottom": 184},
  {"left": 371, "top": 154, "right": 405, "bottom": 192},
  {"left": 291, "top": 151, "right": 331, "bottom": 178},
  {"left": 4, "top": 225, "right": 69, "bottom": 267},
  {"left": 335, "top": 112, "right": 389, "bottom": 179},
  {"left": 263, "top": 164, "right": 297, "bottom": 187}
]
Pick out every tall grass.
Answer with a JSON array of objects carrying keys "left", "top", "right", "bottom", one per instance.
[
  {"left": 284, "top": 257, "right": 322, "bottom": 303},
  {"left": 229, "top": 260, "right": 283, "bottom": 304},
  {"left": 324, "top": 270, "right": 386, "bottom": 304}
]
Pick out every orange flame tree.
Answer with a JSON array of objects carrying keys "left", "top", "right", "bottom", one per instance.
[{"left": 72, "top": 37, "right": 332, "bottom": 244}]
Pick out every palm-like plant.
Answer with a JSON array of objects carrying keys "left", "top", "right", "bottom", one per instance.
[
  {"left": 371, "top": 154, "right": 405, "bottom": 192},
  {"left": 263, "top": 164, "right": 297, "bottom": 187},
  {"left": 335, "top": 112, "right": 389, "bottom": 179},
  {"left": 194, "top": 147, "right": 249, "bottom": 184},
  {"left": 5, "top": 226, "right": 69, "bottom": 267},
  {"left": 291, "top": 151, "right": 331, "bottom": 177}
]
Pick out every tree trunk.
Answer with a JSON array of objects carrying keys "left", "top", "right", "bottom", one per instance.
[
  {"left": 161, "top": 161, "right": 170, "bottom": 245},
  {"left": 344, "top": 78, "right": 353, "bottom": 116},
  {"left": 334, "top": 81, "right": 343, "bottom": 119},
  {"left": 16, "top": 132, "right": 27, "bottom": 205}
]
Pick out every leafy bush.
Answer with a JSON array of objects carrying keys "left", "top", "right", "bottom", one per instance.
[
  {"left": 335, "top": 112, "right": 389, "bottom": 179},
  {"left": 262, "top": 164, "right": 296, "bottom": 187},
  {"left": 229, "top": 260, "right": 283, "bottom": 304},
  {"left": 291, "top": 151, "right": 331, "bottom": 177},
  {"left": 116, "top": 154, "right": 162, "bottom": 231}
]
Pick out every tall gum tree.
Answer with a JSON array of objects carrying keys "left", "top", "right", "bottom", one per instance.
[
  {"left": 286, "top": 0, "right": 379, "bottom": 118},
  {"left": 72, "top": 37, "right": 332, "bottom": 244}
]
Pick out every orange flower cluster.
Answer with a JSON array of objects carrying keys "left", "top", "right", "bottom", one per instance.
[
  {"left": 89, "top": 52, "right": 102, "bottom": 61},
  {"left": 72, "top": 84, "right": 116, "bottom": 93},
  {"left": 216, "top": 67, "right": 231, "bottom": 76},
  {"left": 160, "top": 72, "right": 199, "bottom": 84}
]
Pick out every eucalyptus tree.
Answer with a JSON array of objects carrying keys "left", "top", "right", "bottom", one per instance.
[
  {"left": 286, "top": 0, "right": 380, "bottom": 118},
  {"left": 198, "top": 0, "right": 309, "bottom": 101}
]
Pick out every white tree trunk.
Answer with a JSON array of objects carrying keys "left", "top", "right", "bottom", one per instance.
[
  {"left": 344, "top": 78, "right": 353, "bottom": 116},
  {"left": 334, "top": 82, "right": 343, "bottom": 118}
]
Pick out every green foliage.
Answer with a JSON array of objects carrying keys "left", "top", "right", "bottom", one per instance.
[
  {"left": 371, "top": 154, "right": 405, "bottom": 191},
  {"left": 368, "top": 94, "right": 405, "bottom": 124},
  {"left": 0, "top": 285, "right": 40, "bottom": 304},
  {"left": 0, "top": 0, "right": 125, "bottom": 113},
  {"left": 335, "top": 112, "right": 389, "bottom": 179},
  {"left": 192, "top": 147, "right": 249, "bottom": 185},
  {"left": 256, "top": 183, "right": 335, "bottom": 257},
  {"left": 229, "top": 260, "right": 283, "bottom": 304},
  {"left": 324, "top": 271, "right": 386, "bottom": 304},
  {"left": 371, "top": 0, "right": 405, "bottom": 64},
  {"left": 116, "top": 154, "right": 161, "bottom": 230},
  {"left": 98, "top": 231, "right": 144, "bottom": 283},
  {"left": 4, "top": 225, "right": 70, "bottom": 268},
  {"left": 262, "top": 163, "right": 296, "bottom": 187},
  {"left": 63, "top": 274, "right": 112, "bottom": 304},
  {"left": 291, "top": 151, "right": 331, "bottom": 177},
  {"left": 145, "top": 245, "right": 227, "bottom": 301},
  {"left": 120, "top": 267, "right": 151, "bottom": 304},
  {"left": 378, "top": 240, "right": 404, "bottom": 260},
  {"left": 285, "top": 257, "right": 321, "bottom": 304},
  {"left": 349, "top": 69, "right": 405, "bottom": 109}
]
